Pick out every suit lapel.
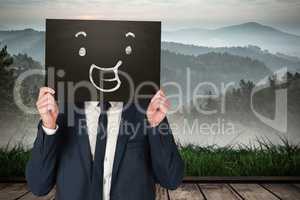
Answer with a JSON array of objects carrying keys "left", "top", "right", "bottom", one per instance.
[
  {"left": 111, "top": 104, "right": 136, "bottom": 187},
  {"left": 73, "top": 108, "right": 93, "bottom": 182},
  {"left": 72, "top": 103, "right": 136, "bottom": 185}
]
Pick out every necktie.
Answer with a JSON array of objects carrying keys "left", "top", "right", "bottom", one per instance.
[{"left": 91, "top": 101, "right": 111, "bottom": 200}]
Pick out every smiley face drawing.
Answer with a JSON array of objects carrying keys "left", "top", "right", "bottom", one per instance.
[
  {"left": 46, "top": 19, "right": 161, "bottom": 102},
  {"left": 75, "top": 31, "right": 135, "bottom": 92}
]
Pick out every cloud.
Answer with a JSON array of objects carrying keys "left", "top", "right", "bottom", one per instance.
[{"left": 0, "top": 0, "right": 299, "bottom": 31}]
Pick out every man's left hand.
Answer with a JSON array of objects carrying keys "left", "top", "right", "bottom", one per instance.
[{"left": 147, "top": 90, "right": 170, "bottom": 127}]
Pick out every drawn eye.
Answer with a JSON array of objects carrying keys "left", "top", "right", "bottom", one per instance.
[
  {"left": 125, "top": 46, "right": 132, "bottom": 55},
  {"left": 79, "top": 47, "right": 86, "bottom": 56}
]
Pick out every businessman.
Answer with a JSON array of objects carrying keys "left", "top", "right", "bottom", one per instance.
[{"left": 26, "top": 87, "right": 184, "bottom": 200}]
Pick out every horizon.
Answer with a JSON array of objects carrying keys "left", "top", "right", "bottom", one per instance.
[
  {"left": 1, "top": 21, "right": 300, "bottom": 37},
  {"left": 0, "top": 0, "right": 300, "bottom": 34}
]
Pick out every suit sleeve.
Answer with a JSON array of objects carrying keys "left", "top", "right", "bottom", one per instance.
[
  {"left": 25, "top": 115, "right": 64, "bottom": 196},
  {"left": 147, "top": 117, "right": 184, "bottom": 190}
]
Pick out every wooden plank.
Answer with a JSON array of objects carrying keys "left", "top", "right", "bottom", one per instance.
[
  {"left": 184, "top": 176, "right": 300, "bottom": 183},
  {"left": 169, "top": 184, "right": 204, "bottom": 200},
  {"left": 19, "top": 189, "right": 56, "bottom": 200},
  {"left": 4, "top": 182, "right": 300, "bottom": 200},
  {"left": 0, "top": 183, "right": 10, "bottom": 190},
  {"left": 0, "top": 183, "right": 29, "bottom": 200},
  {"left": 156, "top": 185, "right": 169, "bottom": 200},
  {"left": 231, "top": 184, "right": 279, "bottom": 200},
  {"left": 200, "top": 184, "right": 242, "bottom": 200},
  {"left": 262, "top": 184, "right": 300, "bottom": 200}
]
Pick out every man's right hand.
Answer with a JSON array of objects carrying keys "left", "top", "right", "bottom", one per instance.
[{"left": 36, "top": 87, "right": 59, "bottom": 129}]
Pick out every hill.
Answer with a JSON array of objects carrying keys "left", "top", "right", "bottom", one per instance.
[
  {"left": 161, "top": 50, "right": 271, "bottom": 103},
  {"left": 1, "top": 23, "right": 300, "bottom": 72},
  {"left": 0, "top": 29, "right": 44, "bottom": 63},
  {"left": 163, "top": 22, "right": 300, "bottom": 57},
  {"left": 162, "top": 42, "right": 300, "bottom": 72}
]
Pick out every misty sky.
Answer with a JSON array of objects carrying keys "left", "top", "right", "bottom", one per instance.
[{"left": 0, "top": 0, "right": 300, "bottom": 34}]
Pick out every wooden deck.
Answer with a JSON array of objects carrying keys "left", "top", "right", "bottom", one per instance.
[{"left": 0, "top": 183, "right": 300, "bottom": 200}]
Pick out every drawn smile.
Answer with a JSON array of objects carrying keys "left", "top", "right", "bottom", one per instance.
[
  {"left": 75, "top": 30, "right": 135, "bottom": 93},
  {"left": 89, "top": 60, "right": 122, "bottom": 92}
]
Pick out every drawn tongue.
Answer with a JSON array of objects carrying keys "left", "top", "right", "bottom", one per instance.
[{"left": 102, "top": 70, "right": 116, "bottom": 80}]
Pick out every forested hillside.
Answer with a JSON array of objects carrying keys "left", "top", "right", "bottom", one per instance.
[{"left": 162, "top": 42, "right": 300, "bottom": 72}]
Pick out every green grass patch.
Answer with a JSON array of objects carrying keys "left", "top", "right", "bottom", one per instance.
[
  {"left": 0, "top": 145, "right": 30, "bottom": 178},
  {"left": 180, "top": 138, "right": 300, "bottom": 176},
  {"left": 0, "top": 138, "right": 299, "bottom": 177}
]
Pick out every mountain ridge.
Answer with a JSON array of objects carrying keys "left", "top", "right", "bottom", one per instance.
[
  {"left": 163, "top": 22, "right": 300, "bottom": 57},
  {"left": 168, "top": 22, "right": 300, "bottom": 38},
  {"left": 0, "top": 23, "right": 299, "bottom": 73},
  {"left": 161, "top": 41, "right": 300, "bottom": 72}
]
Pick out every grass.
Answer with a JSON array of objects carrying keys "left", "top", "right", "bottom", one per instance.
[
  {"left": 180, "top": 138, "right": 300, "bottom": 176},
  {"left": 0, "top": 138, "right": 299, "bottom": 178},
  {"left": 0, "top": 144, "right": 30, "bottom": 178}
]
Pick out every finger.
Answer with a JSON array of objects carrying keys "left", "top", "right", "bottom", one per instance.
[
  {"left": 149, "top": 101, "right": 169, "bottom": 116},
  {"left": 151, "top": 97, "right": 169, "bottom": 107},
  {"left": 48, "top": 104, "right": 58, "bottom": 113},
  {"left": 162, "top": 99, "right": 171, "bottom": 109},
  {"left": 37, "top": 93, "right": 55, "bottom": 103},
  {"left": 147, "top": 103, "right": 159, "bottom": 114},
  {"left": 38, "top": 104, "right": 57, "bottom": 114},
  {"left": 38, "top": 90, "right": 54, "bottom": 103},
  {"left": 158, "top": 103, "right": 169, "bottom": 114},
  {"left": 38, "top": 106, "right": 51, "bottom": 115},
  {"left": 39, "top": 108, "right": 55, "bottom": 116},
  {"left": 165, "top": 99, "right": 171, "bottom": 108},
  {"left": 40, "top": 87, "right": 55, "bottom": 95},
  {"left": 38, "top": 87, "right": 55, "bottom": 100},
  {"left": 37, "top": 93, "right": 55, "bottom": 106},
  {"left": 37, "top": 102, "right": 57, "bottom": 111},
  {"left": 37, "top": 96, "right": 56, "bottom": 109},
  {"left": 151, "top": 90, "right": 162, "bottom": 102},
  {"left": 151, "top": 94, "right": 166, "bottom": 104},
  {"left": 152, "top": 101, "right": 169, "bottom": 111},
  {"left": 155, "top": 89, "right": 167, "bottom": 100},
  {"left": 153, "top": 96, "right": 168, "bottom": 103},
  {"left": 39, "top": 108, "right": 50, "bottom": 115},
  {"left": 37, "top": 99, "right": 57, "bottom": 109},
  {"left": 158, "top": 89, "right": 166, "bottom": 97}
]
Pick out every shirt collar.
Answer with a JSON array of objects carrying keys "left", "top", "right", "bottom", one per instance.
[{"left": 84, "top": 101, "right": 123, "bottom": 110}]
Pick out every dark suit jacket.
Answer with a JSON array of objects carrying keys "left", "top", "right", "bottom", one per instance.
[{"left": 26, "top": 103, "right": 184, "bottom": 200}]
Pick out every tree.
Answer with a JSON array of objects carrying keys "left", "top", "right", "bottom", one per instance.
[{"left": 0, "top": 44, "right": 14, "bottom": 104}]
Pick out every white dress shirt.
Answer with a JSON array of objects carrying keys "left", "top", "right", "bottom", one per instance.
[{"left": 42, "top": 101, "right": 123, "bottom": 200}]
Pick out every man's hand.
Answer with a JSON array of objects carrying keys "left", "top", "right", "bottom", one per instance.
[
  {"left": 146, "top": 90, "right": 170, "bottom": 127},
  {"left": 36, "top": 87, "right": 59, "bottom": 129}
]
